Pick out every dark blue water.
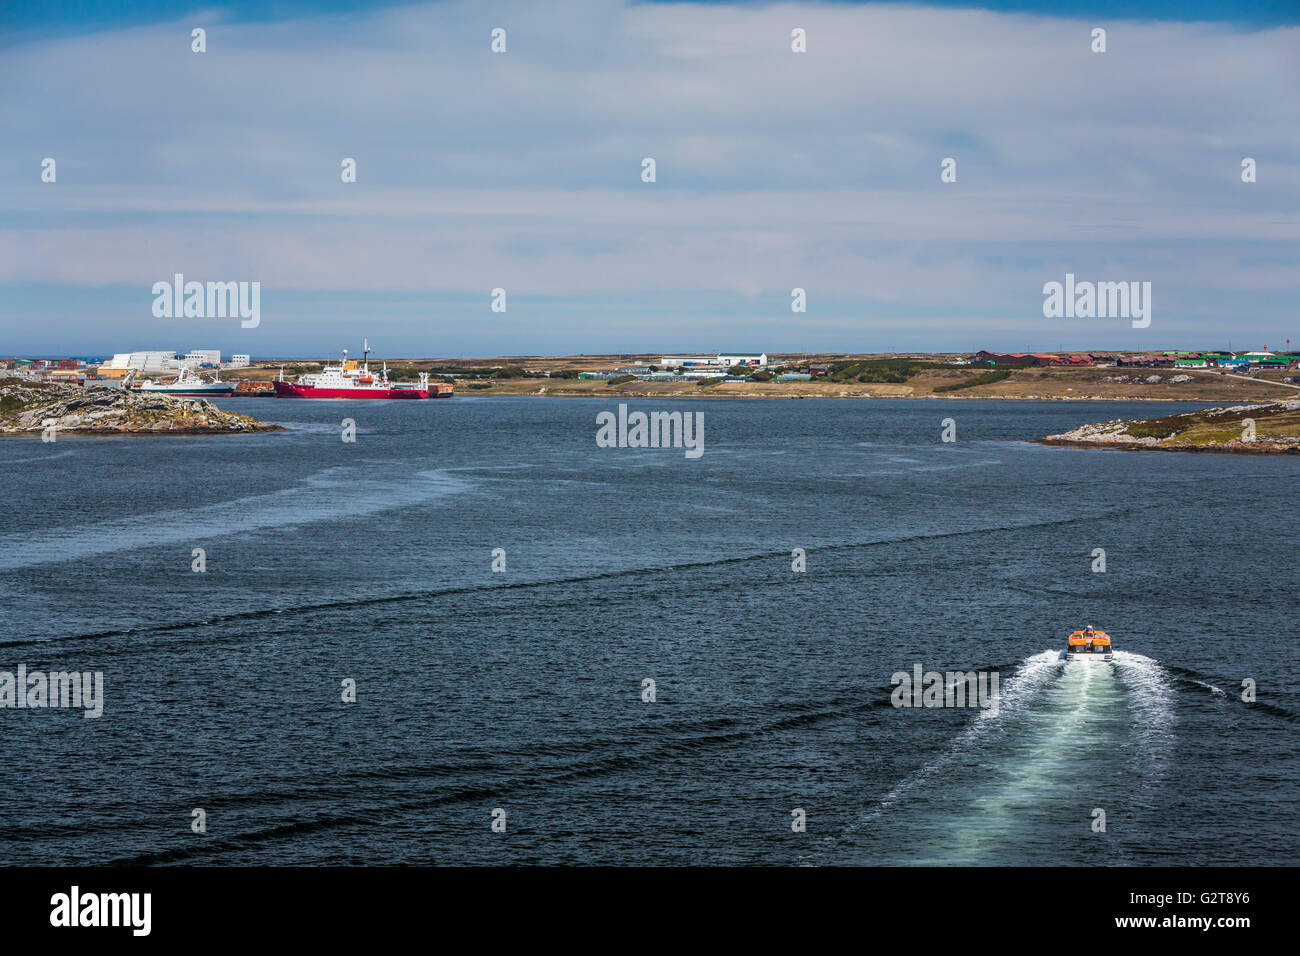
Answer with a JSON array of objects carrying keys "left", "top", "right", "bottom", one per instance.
[{"left": 0, "top": 397, "right": 1295, "bottom": 865}]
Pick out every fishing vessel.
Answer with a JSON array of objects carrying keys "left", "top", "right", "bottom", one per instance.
[
  {"left": 1060, "top": 626, "right": 1114, "bottom": 662},
  {"left": 272, "top": 342, "right": 452, "bottom": 399},
  {"left": 129, "top": 366, "right": 235, "bottom": 398}
]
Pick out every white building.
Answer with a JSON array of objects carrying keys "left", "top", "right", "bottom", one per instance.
[
  {"left": 99, "top": 348, "right": 225, "bottom": 376},
  {"left": 181, "top": 349, "right": 221, "bottom": 367},
  {"left": 101, "top": 351, "right": 180, "bottom": 373},
  {"left": 659, "top": 355, "right": 716, "bottom": 368},
  {"left": 717, "top": 353, "right": 768, "bottom": 368},
  {"left": 659, "top": 352, "right": 768, "bottom": 368},
  {"left": 227, "top": 354, "right": 251, "bottom": 368}
]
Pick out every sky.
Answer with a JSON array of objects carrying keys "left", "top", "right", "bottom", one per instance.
[{"left": 1, "top": 0, "right": 1298, "bottom": 358}]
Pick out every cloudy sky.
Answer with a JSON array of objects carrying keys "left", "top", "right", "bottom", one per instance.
[{"left": 2, "top": 0, "right": 1297, "bottom": 357}]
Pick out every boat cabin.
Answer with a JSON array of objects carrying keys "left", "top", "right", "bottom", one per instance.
[{"left": 1066, "top": 627, "right": 1112, "bottom": 655}]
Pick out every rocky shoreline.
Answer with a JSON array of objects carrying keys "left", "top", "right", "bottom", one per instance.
[
  {"left": 0, "top": 378, "right": 282, "bottom": 436},
  {"left": 1041, "top": 400, "right": 1300, "bottom": 455}
]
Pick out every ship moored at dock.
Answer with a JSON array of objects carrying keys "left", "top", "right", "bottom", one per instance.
[
  {"left": 128, "top": 366, "right": 236, "bottom": 398},
  {"left": 273, "top": 342, "right": 452, "bottom": 399}
]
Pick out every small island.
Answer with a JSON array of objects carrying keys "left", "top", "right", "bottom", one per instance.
[
  {"left": 0, "top": 378, "right": 282, "bottom": 436},
  {"left": 1042, "top": 399, "right": 1300, "bottom": 454}
]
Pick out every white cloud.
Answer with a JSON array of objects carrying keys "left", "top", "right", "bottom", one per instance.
[{"left": 0, "top": 0, "right": 1297, "bottom": 350}]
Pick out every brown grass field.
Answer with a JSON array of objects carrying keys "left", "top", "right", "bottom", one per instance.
[{"left": 227, "top": 354, "right": 1299, "bottom": 403}]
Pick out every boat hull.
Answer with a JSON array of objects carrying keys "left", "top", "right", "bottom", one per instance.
[
  {"left": 1060, "top": 649, "right": 1114, "bottom": 662},
  {"left": 131, "top": 386, "right": 236, "bottom": 398},
  {"left": 273, "top": 381, "right": 434, "bottom": 399}
]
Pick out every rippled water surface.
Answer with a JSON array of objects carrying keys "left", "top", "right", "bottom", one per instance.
[{"left": 0, "top": 397, "right": 1295, "bottom": 865}]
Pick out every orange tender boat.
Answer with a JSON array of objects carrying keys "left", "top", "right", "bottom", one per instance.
[{"left": 1061, "top": 625, "right": 1114, "bottom": 662}]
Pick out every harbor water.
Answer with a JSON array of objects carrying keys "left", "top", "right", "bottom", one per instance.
[{"left": 0, "top": 397, "right": 1295, "bottom": 865}]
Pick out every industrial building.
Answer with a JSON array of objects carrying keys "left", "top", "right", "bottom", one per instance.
[
  {"left": 181, "top": 349, "right": 221, "bottom": 367},
  {"left": 98, "top": 351, "right": 182, "bottom": 377},
  {"left": 659, "top": 352, "right": 768, "bottom": 368},
  {"left": 96, "top": 349, "right": 223, "bottom": 377}
]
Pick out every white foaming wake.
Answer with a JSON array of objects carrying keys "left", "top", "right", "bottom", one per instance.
[
  {"left": 1112, "top": 650, "right": 1176, "bottom": 773},
  {"left": 0, "top": 449, "right": 77, "bottom": 464},
  {"left": 820, "top": 649, "right": 1177, "bottom": 864},
  {"left": 0, "top": 467, "right": 469, "bottom": 570},
  {"left": 916, "top": 657, "right": 1108, "bottom": 864},
  {"left": 832, "top": 650, "right": 1062, "bottom": 841}
]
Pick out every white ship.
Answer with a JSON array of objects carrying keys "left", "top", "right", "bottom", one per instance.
[{"left": 129, "top": 366, "right": 235, "bottom": 398}]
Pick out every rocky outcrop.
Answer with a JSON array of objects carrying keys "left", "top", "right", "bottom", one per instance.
[
  {"left": 0, "top": 378, "right": 282, "bottom": 435},
  {"left": 1042, "top": 400, "right": 1300, "bottom": 454}
]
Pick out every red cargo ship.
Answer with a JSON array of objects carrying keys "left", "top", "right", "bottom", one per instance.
[{"left": 272, "top": 342, "right": 452, "bottom": 399}]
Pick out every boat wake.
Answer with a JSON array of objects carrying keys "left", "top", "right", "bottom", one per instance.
[
  {"left": 4, "top": 510, "right": 1140, "bottom": 650},
  {"left": 1111, "top": 650, "right": 1176, "bottom": 779},
  {"left": 831, "top": 650, "right": 1061, "bottom": 843},
  {"left": 0, "top": 467, "right": 470, "bottom": 571},
  {"left": 829, "top": 647, "right": 1176, "bottom": 865},
  {"left": 0, "top": 449, "right": 77, "bottom": 465}
]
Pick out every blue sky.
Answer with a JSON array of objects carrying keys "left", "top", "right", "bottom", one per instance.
[
  {"left": 2, "top": 0, "right": 1298, "bottom": 357},
  {"left": 4, "top": 0, "right": 1299, "bottom": 33}
]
